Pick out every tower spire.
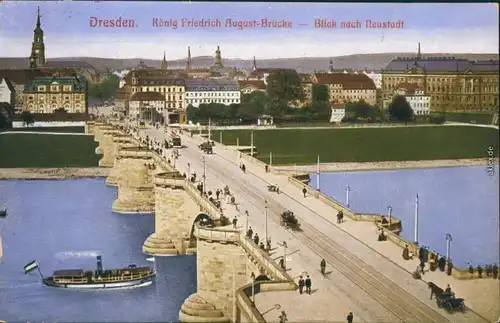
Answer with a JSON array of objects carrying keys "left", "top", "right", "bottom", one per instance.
[
  {"left": 186, "top": 46, "right": 191, "bottom": 70},
  {"left": 36, "top": 6, "right": 41, "bottom": 27},
  {"left": 328, "top": 58, "right": 334, "bottom": 73},
  {"left": 252, "top": 56, "right": 257, "bottom": 71},
  {"left": 161, "top": 51, "right": 167, "bottom": 70},
  {"left": 417, "top": 42, "right": 422, "bottom": 60}
]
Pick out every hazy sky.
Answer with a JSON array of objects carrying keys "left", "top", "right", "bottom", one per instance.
[{"left": 0, "top": 2, "right": 498, "bottom": 59}]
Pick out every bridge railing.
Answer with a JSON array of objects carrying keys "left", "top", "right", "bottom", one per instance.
[{"left": 193, "top": 224, "right": 239, "bottom": 243}]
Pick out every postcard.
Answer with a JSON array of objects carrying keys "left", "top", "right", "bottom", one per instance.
[{"left": 0, "top": 2, "right": 498, "bottom": 323}]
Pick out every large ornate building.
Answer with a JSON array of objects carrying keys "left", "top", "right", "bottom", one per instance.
[
  {"left": 23, "top": 75, "right": 87, "bottom": 113},
  {"left": 382, "top": 43, "right": 499, "bottom": 112},
  {"left": 185, "top": 79, "right": 240, "bottom": 108}
]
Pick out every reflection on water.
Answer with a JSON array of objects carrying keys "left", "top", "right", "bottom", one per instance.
[
  {"left": 310, "top": 165, "right": 499, "bottom": 267},
  {"left": 0, "top": 179, "right": 196, "bottom": 322}
]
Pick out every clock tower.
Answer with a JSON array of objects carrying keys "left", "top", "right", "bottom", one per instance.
[{"left": 29, "top": 7, "right": 45, "bottom": 68}]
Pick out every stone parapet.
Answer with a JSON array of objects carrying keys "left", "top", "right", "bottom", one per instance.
[
  {"left": 112, "top": 149, "right": 154, "bottom": 213},
  {"left": 143, "top": 172, "right": 200, "bottom": 256},
  {"left": 179, "top": 294, "right": 229, "bottom": 323},
  {"left": 94, "top": 125, "right": 115, "bottom": 142},
  {"left": 85, "top": 121, "right": 95, "bottom": 135}
]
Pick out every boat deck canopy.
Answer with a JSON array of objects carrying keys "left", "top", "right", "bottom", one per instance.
[{"left": 53, "top": 269, "right": 85, "bottom": 277}]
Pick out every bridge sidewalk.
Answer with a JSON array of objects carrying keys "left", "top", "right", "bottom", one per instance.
[{"left": 208, "top": 135, "right": 499, "bottom": 322}]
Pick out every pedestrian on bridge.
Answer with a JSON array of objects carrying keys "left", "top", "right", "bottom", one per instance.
[
  {"left": 232, "top": 217, "right": 238, "bottom": 229},
  {"left": 298, "top": 276, "right": 304, "bottom": 294},
  {"left": 253, "top": 233, "right": 259, "bottom": 245},
  {"left": 347, "top": 312, "right": 354, "bottom": 323},
  {"left": 302, "top": 187, "right": 307, "bottom": 197},
  {"left": 247, "top": 227, "right": 253, "bottom": 238},
  {"left": 266, "top": 237, "right": 271, "bottom": 251},
  {"left": 320, "top": 259, "right": 326, "bottom": 275},
  {"left": 216, "top": 189, "right": 220, "bottom": 200},
  {"left": 305, "top": 275, "right": 312, "bottom": 295}
]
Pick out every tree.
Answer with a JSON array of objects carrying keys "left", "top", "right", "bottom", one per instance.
[
  {"left": 266, "top": 69, "right": 304, "bottom": 105},
  {"left": 88, "top": 74, "right": 120, "bottom": 104},
  {"left": 388, "top": 95, "right": 414, "bottom": 122},
  {"left": 21, "top": 111, "right": 35, "bottom": 127},
  {"left": 311, "top": 84, "right": 330, "bottom": 103},
  {"left": 238, "top": 91, "right": 267, "bottom": 119},
  {"left": 344, "top": 100, "right": 376, "bottom": 122},
  {"left": 186, "top": 104, "right": 198, "bottom": 123},
  {"left": 309, "top": 101, "right": 331, "bottom": 119}
]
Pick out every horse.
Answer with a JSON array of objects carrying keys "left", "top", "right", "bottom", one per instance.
[{"left": 428, "top": 282, "right": 444, "bottom": 300}]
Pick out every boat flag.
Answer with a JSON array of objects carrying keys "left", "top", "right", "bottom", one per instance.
[{"left": 24, "top": 260, "right": 39, "bottom": 274}]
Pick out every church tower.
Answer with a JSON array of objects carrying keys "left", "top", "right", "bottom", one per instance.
[
  {"left": 214, "top": 46, "right": 223, "bottom": 68},
  {"left": 186, "top": 46, "right": 191, "bottom": 70},
  {"left": 417, "top": 42, "right": 422, "bottom": 60},
  {"left": 328, "top": 59, "right": 334, "bottom": 73},
  {"left": 161, "top": 51, "right": 168, "bottom": 70},
  {"left": 30, "top": 7, "right": 46, "bottom": 68},
  {"left": 252, "top": 56, "right": 257, "bottom": 71}
]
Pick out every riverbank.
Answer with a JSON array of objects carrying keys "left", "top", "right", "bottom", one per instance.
[
  {"left": 272, "top": 158, "right": 500, "bottom": 174},
  {"left": 0, "top": 167, "right": 109, "bottom": 180}
]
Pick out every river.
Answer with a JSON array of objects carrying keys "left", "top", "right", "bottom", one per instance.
[
  {"left": 0, "top": 179, "right": 196, "bottom": 322},
  {"left": 310, "top": 165, "right": 499, "bottom": 268}
]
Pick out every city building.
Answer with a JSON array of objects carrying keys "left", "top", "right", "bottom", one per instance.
[
  {"left": 129, "top": 92, "right": 166, "bottom": 123},
  {"left": 312, "top": 73, "right": 377, "bottom": 106},
  {"left": 23, "top": 75, "right": 88, "bottom": 113},
  {"left": 185, "top": 79, "right": 240, "bottom": 108},
  {"left": 330, "top": 104, "right": 346, "bottom": 123},
  {"left": 0, "top": 77, "right": 15, "bottom": 106},
  {"left": 382, "top": 43, "right": 499, "bottom": 112},
  {"left": 392, "top": 83, "right": 431, "bottom": 115},
  {"left": 361, "top": 69, "right": 382, "bottom": 89},
  {"left": 238, "top": 80, "right": 266, "bottom": 94},
  {"left": 130, "top": 74, "right": 186, "bottom": 110}
]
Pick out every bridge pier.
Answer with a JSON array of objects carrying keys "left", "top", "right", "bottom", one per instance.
[
  {"left": 84, "top": 121, "right": 95, "bottom": 135},
  {"left": 106, "top": 136, "right": 139, "bottom": 187},
  {"left": 179, "top": 226, "right": 253, "bottom": 323},
  {"left": 143, "top": 172, "right": 200, "bottom": 256},
  {"left": 112, "top": 147, "right": 155, "bottom": 213},
  {"left": 98, "top": 131, "right": 119, "bottom": 168}
]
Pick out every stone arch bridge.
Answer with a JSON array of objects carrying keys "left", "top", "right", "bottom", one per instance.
[{"left": 87, "top": 121, "right": 296, "bottom": 323}]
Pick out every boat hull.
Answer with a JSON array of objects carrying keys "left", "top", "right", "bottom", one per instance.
[{"left": 43, "top": 275, "right": 154, "bottom": 289}]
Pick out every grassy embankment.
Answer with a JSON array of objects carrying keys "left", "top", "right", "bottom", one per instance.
[
  {"left": 211, "top": 126, "right": 499, "bottom": 165},
  {"left": 0, "top": 126, "right": 85, "bottom": 133},
  {"left": 0, "top": 133, "right": 100, "bottom": 168}
]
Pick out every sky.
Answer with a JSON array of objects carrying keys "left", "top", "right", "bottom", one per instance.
[{"left": 0, "top": 2, "right": 498, "bottom": 59}]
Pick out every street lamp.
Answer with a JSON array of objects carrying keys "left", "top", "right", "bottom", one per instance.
[
  {"left": 202, "top": 156, "right": 206, "bottom": 193},
  {"left": 282, "top": 241, "right": 288, "bottom": 269},
  {"left": 345, "top": 185, "right": 351, "bottom": 208},
  {"left": 187, "top": 162, "right": 191, "bottom": 180},
  {"left": 264, "top": 200, "right": 268, "bottom": 243},
  {"left": 445, "top": 233, "right": 452, "bottom": 261},
  {"left": 387, "top": 206, "right": 393, "bottom": 225},
  {"left": 250, "top": 272, "right": 256, "bottom": 304},
  {"left": 245, "top": 210, "right": 249, "bottom": 232}
]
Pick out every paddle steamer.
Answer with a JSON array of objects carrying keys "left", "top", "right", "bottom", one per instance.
[{"left": 42, "top": 256, "right": 155, "bottom": 289}]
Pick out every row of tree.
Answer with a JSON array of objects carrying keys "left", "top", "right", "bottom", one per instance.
[{"left": 88, "top": 73, "right": 121, "bottom": 104}]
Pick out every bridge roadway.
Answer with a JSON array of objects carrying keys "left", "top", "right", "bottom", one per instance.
[{"left": 134, "top": 124, "right": 488, "bottom": 323}]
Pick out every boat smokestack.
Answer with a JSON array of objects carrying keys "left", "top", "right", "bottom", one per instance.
[{"left": 97, "top": 256, "right": 103, "bottom": 274}]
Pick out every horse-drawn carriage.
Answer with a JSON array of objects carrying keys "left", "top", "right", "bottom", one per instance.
[
  {"left": 199, "top": 142, "right": 213, "bottom": 154},
  {"left": 436, "top": 292, "right": 466, "bottom": 313},
  {"left": 280, "top": 210, "right": 300, "bottom": 230}
]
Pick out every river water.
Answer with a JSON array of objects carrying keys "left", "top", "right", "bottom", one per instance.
[
  {"left": 0, "top": 179, "right": 196, "bottom": 322},
  {"left": 310, "top": 165, "right": 499, "bottom": 268}
]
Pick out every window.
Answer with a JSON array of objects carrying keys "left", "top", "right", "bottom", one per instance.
[
  {"left": 38, "top": 85, "right": 46, "bottom": 92},
  {"left": 51, "top": 86, "right": 59, "bottom": 92}
]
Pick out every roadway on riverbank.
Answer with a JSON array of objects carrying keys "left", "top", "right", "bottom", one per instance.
[{"left": 134, "top": 124, "right": 491, "bottom": 323}]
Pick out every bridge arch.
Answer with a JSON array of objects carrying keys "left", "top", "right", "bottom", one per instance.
[{"left": 187, "top": 212, "right": 213, "bottom": 246}]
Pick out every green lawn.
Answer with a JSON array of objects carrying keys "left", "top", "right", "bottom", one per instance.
[
  {"left": 0, "top": 133, "right": 100, "bottom": 168},
  {"left": 212, "top": 126, "right": 499, "bottom": 165},
  {"left": 444, "top": 112, "right": 495, "bottom": 125},
  {"left": 0, "top": 126, "right": 85, "bottom": 133}
]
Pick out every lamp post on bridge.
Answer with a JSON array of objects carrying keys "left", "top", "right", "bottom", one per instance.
[
  {"left": 264, "top": 199, "right": 268, "bottom": 243},
  {"left": 445, "top": 233, "right": 452, "bottom": 262},
  {"left": 245, "top": 210, "right": 249, "bottom": 233},
  {"left": 187, "top": 162, "right": 191, "bottom": 181},
  {"left": 202, "top": 156, "right": 206, "bottom": 194},
  {"left": 250, "top": 272, "right": 256, "bottom": 304},
  {"left": 345, "top": 185, "right": 351, "bottom": 208},
  {"left": 387, "top": 206, "right": 393, "bottom": 226}
]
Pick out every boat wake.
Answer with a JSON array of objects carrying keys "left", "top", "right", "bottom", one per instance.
[
  {"left": 146, "top": 257, "right": 155, "bottom": 262},
  {"left": 54, "top": 250, "right": 101, "bottom": 260}
]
